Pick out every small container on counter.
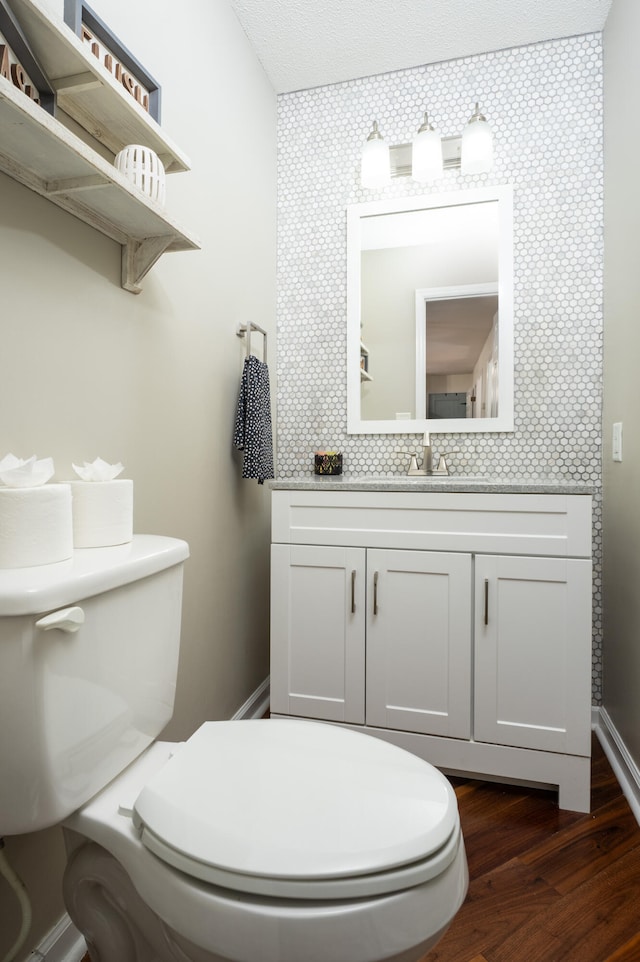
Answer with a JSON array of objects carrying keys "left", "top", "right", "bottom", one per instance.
[{"left": 314, "top": 451, "right": 343, "bottom": 476}]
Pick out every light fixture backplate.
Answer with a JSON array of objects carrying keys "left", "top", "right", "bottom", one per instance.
[{"left": 390, "top": 135, "right": 462, "bottom": 177}]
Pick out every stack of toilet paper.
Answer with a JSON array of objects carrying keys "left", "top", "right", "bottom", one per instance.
[
  {"left": 0, "top": 455, "right": 134, "bottom": 567},
  {"left": 71, "top": 458, "right": 133, "bottom": 548},
  {"left": 0, "top": 455, "right": 73, "bottom": 568}
]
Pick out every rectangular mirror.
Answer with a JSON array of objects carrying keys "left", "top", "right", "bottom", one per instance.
[{"left": 347, "top": 186, "right": 513, "bottom": 434}]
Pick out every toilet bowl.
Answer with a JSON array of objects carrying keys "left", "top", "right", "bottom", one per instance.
[
  {"left": 63, "top": 719, "right": 468, "bottom": 962},
  {"left": 0, "top": 535, "right": 468, "bottom": 962}
]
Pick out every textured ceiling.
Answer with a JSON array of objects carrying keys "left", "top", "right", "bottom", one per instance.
[{"left": 229, "top": 0, "right": 613, "bottom": 93}]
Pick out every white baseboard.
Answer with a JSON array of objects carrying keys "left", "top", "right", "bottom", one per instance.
[
  {"left": 592, "top": 705, "right": 640, "bottom": 826},
  {"left": 231, "top": 676, "right": 270, "bottom": 720},
  {"left": 26, "top": 913, "right": 85, "bottom": 962}
]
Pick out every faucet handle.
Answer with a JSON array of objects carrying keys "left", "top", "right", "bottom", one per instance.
[
  {"left": 407, "top": 454, "right": 428, "bottom": 476},
  {"left": 394, "top": 449, "right": 428, "bottom": 475},
  {"left": 433, "top": 450, "right": 460, "bottom": 476}
]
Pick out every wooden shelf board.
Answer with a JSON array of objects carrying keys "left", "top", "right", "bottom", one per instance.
[
  {"left": 0, "top": 77, "right": 200, "bottom": 292},
  {"left": 7, "top": 0, "right": 190, "bottom": 173}
]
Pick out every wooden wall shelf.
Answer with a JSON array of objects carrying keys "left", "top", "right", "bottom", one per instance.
[
  {"left": 7, "top": 0, "right": 190, "bottom": 172},
  {"left": 1, "top": 0, "right": 199, "bottom": 291}
]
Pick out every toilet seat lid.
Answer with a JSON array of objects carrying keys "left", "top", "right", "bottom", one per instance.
[{"left": 133, "top": 720, "right": 459, "bottom": 899}]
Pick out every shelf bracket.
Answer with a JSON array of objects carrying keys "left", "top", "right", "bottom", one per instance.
[{"left": 122, "top": 235, "right": 173, "bottom": 294}]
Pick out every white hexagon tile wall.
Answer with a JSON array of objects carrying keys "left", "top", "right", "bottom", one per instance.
[{"left": 276, "top": 34, "right": 603, "bottom": 699}]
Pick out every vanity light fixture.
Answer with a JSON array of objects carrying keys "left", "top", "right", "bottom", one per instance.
[
  {"left": 411, "top": 112, "right": 444, "bottom": 184},
  {"left": 360, "top": 103, "right": 493, "bottom": 187},
  {"left": 461, "top": 103, "right": 494, "bottom": 175},
  {"left": 360, "top": 121, "right": 391, "bottom": 188}
]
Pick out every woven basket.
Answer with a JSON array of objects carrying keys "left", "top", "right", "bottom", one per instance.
[{"left": 115, "top": 144, "right": 166, "bottom": 205}]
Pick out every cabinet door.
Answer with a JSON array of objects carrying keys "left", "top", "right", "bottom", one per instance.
[
  {"left": 366, "top": 549, "right": 472, "bottom": 738},
  {"left": 474, "top": 555, "right": 592, "bottom": 754},
  {"left": 270, "top": 544, "right": 365, "bottom": 723}
]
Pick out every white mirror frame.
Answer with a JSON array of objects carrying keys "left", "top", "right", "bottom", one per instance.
[{"left": 346, "top": 185, "right": 514, "bottom": 435}]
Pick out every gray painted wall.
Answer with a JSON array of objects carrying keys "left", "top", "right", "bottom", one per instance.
[
  {"left": 603, "top": 0, "right": 640, "bottom": 773},
  {"left": 0, "top": 0, "right": 276, "bottom": 955}
]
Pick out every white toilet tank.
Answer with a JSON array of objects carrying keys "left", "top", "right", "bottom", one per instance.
[{"left": 0, "top": 535, "right": 189, "bottom": 836}]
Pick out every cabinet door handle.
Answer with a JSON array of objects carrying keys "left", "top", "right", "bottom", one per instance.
[
  {"left": 351, "top": 569, "right": 356, "bottom": 614},
  {"left": 373, "top": 571, "right": 379, "bottom": 615},
  {"left": 484, "top": 578, "right": 489, "bottom": 626}
]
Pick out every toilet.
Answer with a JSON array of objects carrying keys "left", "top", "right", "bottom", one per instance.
[{"left": 0, "top": 535, "right": 468, "bottom": 962}]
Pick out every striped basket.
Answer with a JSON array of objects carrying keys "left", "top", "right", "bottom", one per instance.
[{"left": 115, "top": 144, "right": 166, "bottom": 205}]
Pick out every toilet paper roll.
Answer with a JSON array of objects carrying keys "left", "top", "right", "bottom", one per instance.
[
  {"left": 0, "top": 483, "right": 73, "bottom": 568},
  {"left": 70, "top": 479, "right": 133, "bottom": 548}
]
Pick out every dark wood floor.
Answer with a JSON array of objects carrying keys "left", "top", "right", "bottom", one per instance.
[
  {"left": 421, "top": 734, "right": 640, "bottom": 962},
  {"left": 80, "top": 735, "right": 640, "bottom": 962}
]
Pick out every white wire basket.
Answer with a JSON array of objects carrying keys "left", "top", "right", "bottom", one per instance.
[{"left": 114, "top": 144, "right": 166, "bottom": 205}]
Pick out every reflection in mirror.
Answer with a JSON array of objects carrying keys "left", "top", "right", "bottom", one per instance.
[
  {"left": 347, "top": 186, "right": 513, "bottom": 435},
  {"left": 415, "top": 285, "right": 499, "bottom": 420}
]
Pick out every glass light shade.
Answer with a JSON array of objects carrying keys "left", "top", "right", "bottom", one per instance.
[
  {"left": 461, "top": 106, "right": 493, "bottom": 175},
  {"left": 361, "top": 125, "right": 390, "bottom": 188},
  {"left": 412, "top": 127, "right": 443, "bottom": 183}
]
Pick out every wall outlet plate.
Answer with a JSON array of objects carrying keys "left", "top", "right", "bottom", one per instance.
[{"left": 612, "top": 422, "right": 623, "bottom": 462}]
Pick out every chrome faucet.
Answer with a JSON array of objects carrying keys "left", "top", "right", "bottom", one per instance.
[{"left": 407, "top": 433, "right": 433, "bottom": 476}]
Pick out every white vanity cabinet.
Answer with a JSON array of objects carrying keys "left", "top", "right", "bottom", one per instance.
[{"left": 270, "top": 486, "right": 593, "bottom": 811}]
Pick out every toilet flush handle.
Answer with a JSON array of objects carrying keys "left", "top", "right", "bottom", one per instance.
[{"left": 35, "top": 606, "right": 85, "bottom": 633}]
